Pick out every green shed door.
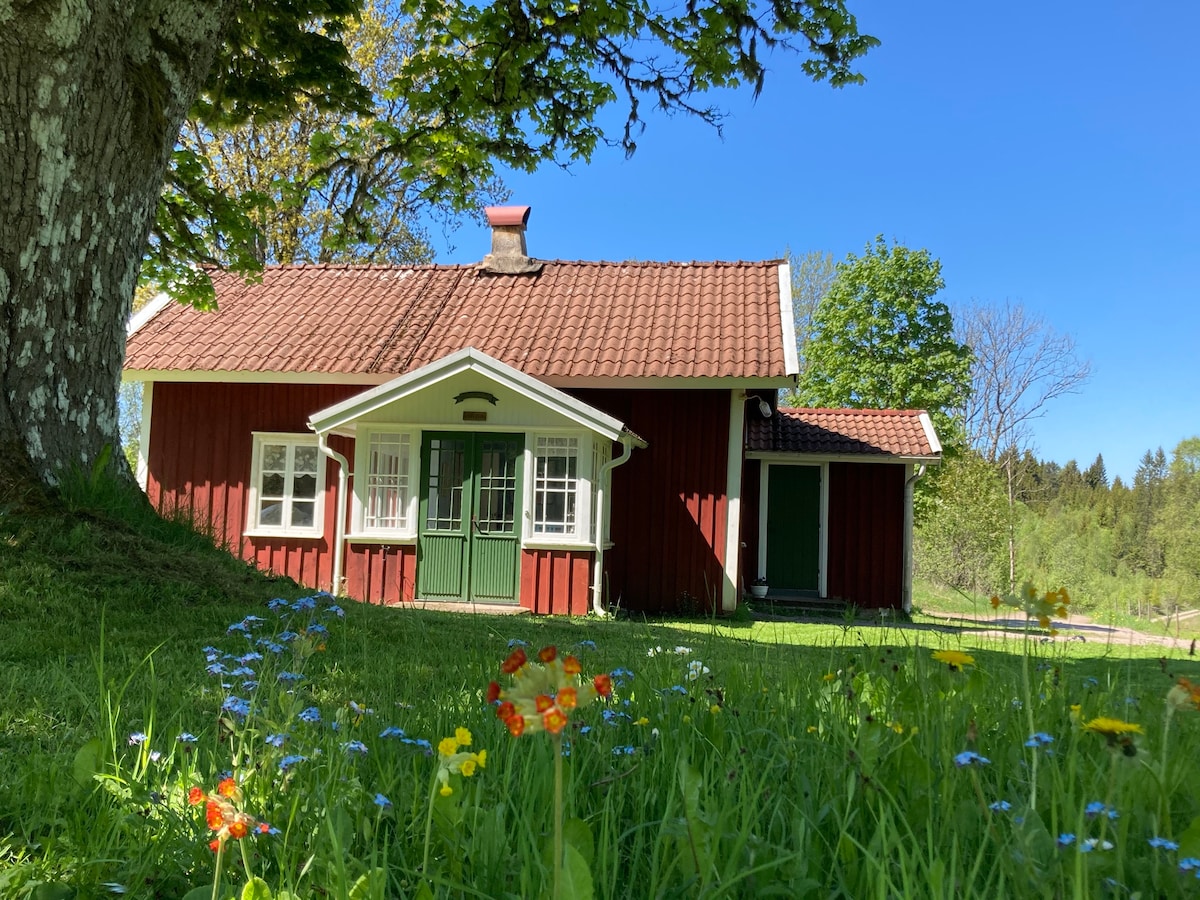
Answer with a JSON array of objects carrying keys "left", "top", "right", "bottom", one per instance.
[
  {"left": 765, "top": 465, "right": 820, "bottom": 593},
  {"left": 417, "top": 433, "right": 523, "bottom": 603}
]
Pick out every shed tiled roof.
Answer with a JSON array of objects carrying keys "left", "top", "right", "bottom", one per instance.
[
  {"left": 747, "top": 408, "right": 940, "bottom": 459},
  {"left": 125, "top": 260, "right": 789, "bottom": 382}
]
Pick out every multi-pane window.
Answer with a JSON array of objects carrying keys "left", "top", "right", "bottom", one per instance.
[
  {"left": 250, "top": 435, "right": 323, "bottom": 536},
  {"left": 532, "top": 436, "right": 579, "bottom": 536},
  {"left": 363, "top": 432, "right": 411, "bottom": 531}
]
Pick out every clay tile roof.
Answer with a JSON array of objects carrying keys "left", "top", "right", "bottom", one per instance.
[
  {"left": 747, "top": 408, "right": 941, "bottom": 459},
  {"left": 124, "top": 260, "right": 789, "bottom": 382}
]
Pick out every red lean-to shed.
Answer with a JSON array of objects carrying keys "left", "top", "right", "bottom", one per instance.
[{"left": 124, "top": 207, "right": 940, "bottom": 615}]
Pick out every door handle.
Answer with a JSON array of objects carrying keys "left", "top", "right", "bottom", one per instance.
[{"left": 472, "top": 517, "right": 488, "bottom": 535}]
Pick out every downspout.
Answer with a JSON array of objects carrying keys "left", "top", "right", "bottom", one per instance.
[
  {"left": 902, "top": 463, "right": 927, "bottom": 614},
  {"left": 317, "top": 433, "right": 351, "bottom": 597},
  {"left": 591, "top": 434, "right": 635, "bottom": 617}
]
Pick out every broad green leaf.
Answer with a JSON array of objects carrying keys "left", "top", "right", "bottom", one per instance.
[
  {"left": 1177, "top": 815, "right": 1200, "bottom": 860},
  {"left": 412, "top": 881, "right": 435, "bottom": 900},
  {"left": 563, "top": 818, "right": 594, "bottom": 868},
  {"left": 557, "top": 843, "right": 594, "bottom": 900},
  {"left": 72, "top": 737, "right": 102, "bottom": 789},
  {"left": 31, "top": 884, "right": 74, "bottom": 900},
  {"left": 348, "top": 870, "right": 384, "bottom": 900},
  {"left": 241, "top": 877, "right": 273, "bottom": 900}
]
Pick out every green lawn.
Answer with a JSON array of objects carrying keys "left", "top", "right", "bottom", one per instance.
[{"left": 4, "top": 481, "right": 1200, "bottom": 898}]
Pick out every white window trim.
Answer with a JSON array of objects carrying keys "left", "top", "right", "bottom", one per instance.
[
  {"left": 246, "top": 432, "right": 326, "bottom": 539},
  {"left": 523, "top": 431, "right": 594, "bottom": 547},
  {"left": 347, "top": 426, "right": 420, "bottom": 540}
]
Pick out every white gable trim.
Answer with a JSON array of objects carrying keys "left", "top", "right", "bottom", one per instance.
[
  {"left": 778, "top": 263, "right": 799, "bottom": 378},
  {"left": 126, "top": 293, "right": 173, "bottom": 336},
  {"left": 918, "top": 412, "right": 943, "bottom": 455},
  {"left": 307, "top": 348, "right": 643, "bottom": 445}
]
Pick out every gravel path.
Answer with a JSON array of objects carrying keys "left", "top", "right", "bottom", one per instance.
[{"left": 918, "top": 609, "right": 1197, "bottom": 652}]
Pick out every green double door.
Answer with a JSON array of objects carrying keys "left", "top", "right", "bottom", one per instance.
[
  {"left": 417, "top": 432, "right": 523, "bottom": 603},
  {"left": 764, "top": 464, "right": 821, "bottom": 594}
]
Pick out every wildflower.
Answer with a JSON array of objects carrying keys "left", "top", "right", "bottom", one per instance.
[
  {"left": 326, "top": 604, "right": 345, "bottom": 618},
  {"left": 1168, "top": 678, "right": 1200, "bottom": 711},
  {"left": 710, "top": 704, "right": 722, "bottom": 715},
  {"left": 277, "top": 671, "right": 304, "bottom": 683},
  {"left": 292, "top": 597, "right": 317, "bottom": 611},
  {"left": 278, "top": 754, "right": 307, "bottom": 771},
  {"left": 932, "top": 649, "right": 975, "bottom": 671},
  {"left": 989, "top": 800, "right": 1012, "bottom": 812},
  {"left": 611, "top": 667, "right": 635, "bottom": 686},
  {"left": 206, "top": 662, "right": 227, "bottom": 676},
  {"left": 647, "top": 645, "right": 664, "bottom": 657},
  {"left": 612, "top": 745, "right": 636, "bottom": 756},
  {"left": 265, "top": 733, "right": 286, "bottom": 748},
  {"left": 1149, "top": 837, "right": 1180, "bottom": 850},
  {"left": 954, "top": 750, "right": 991, "bottom": 768},
  {"left": 221, "top": 696, "right": 251, "bottom": 720},
  {"left": 229, "top": 665, "right": 255, "bottom": 678},
  {"left": 268, "top": 598, "right": 290, "bottom": 610},
  {"left": 1080, "top": 838, "right": 1114, "bottom": 852},
  {"left": 379, "top": 726, "right": 406, "bottom": 739},
  {"left": 822, "top": 672, "right": 836, "bottom": 682},
  {"left": 342, "top": 740, "right": 368, "bottom": 756},
  {"left": 128, "top": 732, "right": 148, "bottom": 746},
  {"left": 177, "top": 732, "right": 198, "bottom": 744},
  {"left": 575, "top": 640, "right": 597, "bottom": 652},
  {"left": 1179, "top": 857, "right": 1200, "bottom": 872},
  {"left": 348, "top": 700, "right": 374, "bottom": 719},
  {"left": 507, "top": 638, "right": 530, "bottom": 649},
  {"left": 435, "top": 728, "right": 486, "bottom": 796},
  {"left": 1082, "top": 717, "right": 1143, "bottom": 748},
  {"left": 374, "top": 793, "right": 392, "bottom": 810},
  {"left": 188, "top": 780, "right": 264, "bottom": 851},
  {"left": 1057, "top": 833, "right": 1076, "bottom": 848},
  {"left": 1085, "top": 801, "right": 1118, "bottom": 820},
  {"left": 634, "top": 716, "right": 650, "bottom": 726},
  {"left": 298, "top": 706, "right": 322, "bottom": 724},
  {"left": 492, "top": 645, "right": 612, "bottom": 738},
  {"left": 686, "top": 660, "right": 710, "bottom": 681},
  {"left": 1025, "top": 732, "right": 1055, "bottom": 748}
]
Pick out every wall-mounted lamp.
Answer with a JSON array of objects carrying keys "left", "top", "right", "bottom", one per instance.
[{"left": 744, "top": 393, "right": 771, "bottom": 417}]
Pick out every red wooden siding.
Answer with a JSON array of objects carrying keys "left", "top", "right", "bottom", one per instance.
[
  {"left": 570, "top": 389, "right": 730, "bottom": 614},
  {"left": 825, "top": 462, "right": 905, "bottom": 609},
  {"left": 344, "top": 544, "right": 417, "bottom": 605},
  {"left": 520, "top": 549, "right": 593, "bottom": 614},
  {"left": 146, "top": 381, "right": 365, "bottom": 591}
]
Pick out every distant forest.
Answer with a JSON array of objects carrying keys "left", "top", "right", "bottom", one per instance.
[{"left": 914, "top": 438, "right": 1200, "bottom": 617}]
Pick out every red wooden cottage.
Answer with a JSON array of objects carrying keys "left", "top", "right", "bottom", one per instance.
[{"left": 123, "top": 207, "right": 940, "bottom": 615}]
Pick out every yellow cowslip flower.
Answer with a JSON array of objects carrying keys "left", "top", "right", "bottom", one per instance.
[
  {"left": 437, "top": 736, "right": 458, "bottom": 757},
  {"left": 634, "top": 716, "right": 650, "bottom": 726},
  {"left": 435, "top": 731, "right": 487, "bottom": 797},
  {"left": 991, "top": 582, "right": 1071, "bottom": 632},
  {"left": 888, "top": 721, "right": 904, "bottom": 734},
  {"left": 932, "top": 649, "right": 975, "bottom": 671},
  {"left": 822, "top": 672, "right": 836, "bottom": 682},
  {"left": 489, "top": 646, "right": 612, "bottom": 738},
  {"left": 455, "top": 727, "right": 472, "bottom": 746}
]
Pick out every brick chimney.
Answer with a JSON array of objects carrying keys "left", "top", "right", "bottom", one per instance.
[{"left": 480, "top": 205, "right": 543, "bottom": 275}]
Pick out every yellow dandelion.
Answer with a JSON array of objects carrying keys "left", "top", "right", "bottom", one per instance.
[
  {"left": 931, "top": 649, "right": 975, "bottom": 670},
  {"left": 1082, "top": 717, "right": 1143, "bottom": 738}
]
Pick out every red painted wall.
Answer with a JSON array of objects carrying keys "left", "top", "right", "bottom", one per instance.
[
  {"left": 521, "top": 549, "right": 593, "bottom": 615},
  {"left": 147, "top": 382, "right": 732, "bottom": 614},
  {"left": 825, "top": 462, "right": 905, "bottom": 609},
  {"left": 570, "top": 389, "right": 731, "bottom": 614},
  {"left": 344, "top": 543, "right": 417, "bottom": 605},
  {"left": 147, "top": 381, "right": 365, "bottom": 592}
]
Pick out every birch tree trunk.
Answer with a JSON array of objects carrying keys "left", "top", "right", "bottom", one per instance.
[{"left": 0, "top": 1, "right": 226, "bottom": 490}]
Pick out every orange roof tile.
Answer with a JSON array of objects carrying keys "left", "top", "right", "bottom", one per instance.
[
  {"left": 125, "top": 260, "right": 790, "bottom": 382},
  {"left": 747, "top": 408, "right": 940, "bottom": 459}
]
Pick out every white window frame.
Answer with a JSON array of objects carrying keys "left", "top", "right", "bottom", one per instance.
[
  {"left": 524, "top": 431, "right": 594, "bottom": 547},
  {"left": 348, "top": 427, "right": 420, "bottom": 541},
  {"left": 246, "top": 432, "right": 326, "bottom": 539}
]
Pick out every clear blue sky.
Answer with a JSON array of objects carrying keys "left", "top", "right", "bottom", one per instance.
[{"left": 432, "top": 1, "right": 1200, "bottom": 485}]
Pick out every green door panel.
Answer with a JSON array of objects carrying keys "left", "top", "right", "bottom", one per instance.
[
  {"left": 417, "top": 433, "right": 523, "bottom": 603},
  {"left": 765, "top": 465, "right": 820, "bottom": 592}
]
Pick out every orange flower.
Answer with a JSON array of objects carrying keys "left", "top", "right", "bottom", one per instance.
[
  {"left": 543, "top": 707, "right": 569, "bottom": 734},
  {"left": 187, "top": 786, "right": 205, "bottom": 805},
  {"left": 501, "top": 648, "right": 527, "bottom": 674},
  {"left": 206, "top": 800, "right": 226, "bottom": 830},
  {"left": 491, "top": 645, "right": 613, "bottom": 739}
]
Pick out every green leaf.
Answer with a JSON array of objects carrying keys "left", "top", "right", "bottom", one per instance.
[
  {"left": 563, "top": 818, "right": 594, "bottom": 868},
  {"left": 72, "top": 738, "right": 102, "bottom": 789},
  {"left": 182, "top": 886, "right": 232, "bottom": 900},
  {"left": 412, "top": 881, "right": 435, "bottom": 900},
  {"left": 31, "top": 884, "right": 74, "bottom": 900},
  {"left": 1177, "top": 815, "right": 1200, "bottom": 859},
  {"left": 241, "top": 877, "right": 273, "bottom": 900},
  {"left": 348, "top": 870, "right": 384, "bottom": 900},
  {"left": 557, "top": 843, "right": 593, "bottom": 900}
]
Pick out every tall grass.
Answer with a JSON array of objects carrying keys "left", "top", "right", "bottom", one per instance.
[{"left": 3, "top": 479, "right": 1200, "bottom": 897}]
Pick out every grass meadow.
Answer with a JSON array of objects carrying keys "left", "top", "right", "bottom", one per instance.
[{"left": 3, "top": 479, "right": 1200, "bottom": 898}]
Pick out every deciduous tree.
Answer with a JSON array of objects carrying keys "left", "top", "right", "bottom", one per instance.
[
  {"left": 1, "top": 0, "right": 877, "bottom": 495},
  {"left": 795, "top": 236, "right": 973, "bottom": 448}
]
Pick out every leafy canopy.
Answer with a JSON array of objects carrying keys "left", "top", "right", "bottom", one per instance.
[
  {"left": 143, "top": 0, "right": 877, "bottom": 306},
  {"left": 795, "top": 236, "right": 972, "bottom": 449}
]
